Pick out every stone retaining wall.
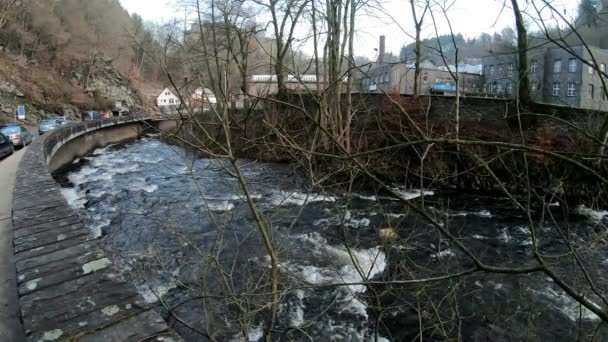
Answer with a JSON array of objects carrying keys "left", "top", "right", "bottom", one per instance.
[{"left": 12, "top": 118, "right": 182, "bottom": 341}]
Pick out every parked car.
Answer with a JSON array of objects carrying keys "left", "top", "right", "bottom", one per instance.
[
  {"left": 53, "top": 116, "right": 74, "bottom": 126},
  {"left": 81, "top": 111, "right": 101, "bottom": 121},
  {"left": 0, "top": 133, "right": 13, "bottom": 158},
  {"left": 0, "top": 124, "right": 33, "bottom": 148},
  {"left": 39, "top": 119, "right": 60, "bottom": 135}
]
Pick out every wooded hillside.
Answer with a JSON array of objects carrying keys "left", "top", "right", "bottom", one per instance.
[{"left": 0, "top": 0, "right": 163, "bottom": 122}]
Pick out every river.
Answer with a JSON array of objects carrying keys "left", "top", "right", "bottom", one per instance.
[{"left": 57, "top": 137, "right": 608, "bottom": 341}]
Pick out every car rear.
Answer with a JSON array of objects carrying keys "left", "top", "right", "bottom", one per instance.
[
  {"left": 39, "top": 120, "right": 58, "bottom": 135},
  {"left": 54, "top": 116, "right": 73, "bottom": 126},
  {"left": 0, "top": 132, "right": 13, "bottom": 158},
  {"left": 0, "top": 125, "right": 24, "bottom": 147}
]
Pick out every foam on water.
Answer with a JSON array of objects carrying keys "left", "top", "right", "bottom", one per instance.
[
  {"left": 431, "top": 249, "right": 455, "bottom": 259},
  {"left": 205, "top": 201, "right": 235, "bottom": 212},
  {"left": 354, "top": 194, "right": 377, "bottom": 201},
  {"left": 288, "top": 290, "right": 305, "bottom": 327},
  {"left": 445, "top": 209, "right": 493, "bottom": 218},
  {"left": 472, "top": 210, "right": 493, "bottom": 218},
  {"left": 271, "top": 191, "right": 337, "bottom": 206},
  {"left": 89, "top": 216, "right": 110, "bottom": 238},
  {"left": 287, "top": 233, "right": 387, "bottom": 317},
  {"left": 112, "top": 164, "right": 139, "bottom": 174},
  {"left": 128, "top": 178, "right": 159, "bottom": 193},
  {"left": 69, "top": 170, "right": 113, "bottom": 185},
  {"left": 60, "top": 188, "right": 86, "bottom": 209},
  {"left": 499, "top": 227, "right": 512, "bottom": 243},
  {"left": 386, "top": 213, "right": 406, "bottom": 219},
  {"left": 346, "top": 217, "right": 371, "bottom": 228},
  {"left": 532, "top": 286, "right": 601, "bottom": 321},
  {"left": 576, "top": 205, "right": 608, "bottom": 222},
  {"left": 229, "top": 324, "right": 264, "bottom": 342},
  {"left": 517, "top": 226, "right": 534, "bottom": 246},
  {"left": 390, "top": 187, "right": 434, "bottom": 200},
  {"left": 323, "top": 319, "right": 390, "bottom": 342}
]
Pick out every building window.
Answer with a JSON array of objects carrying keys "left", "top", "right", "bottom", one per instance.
[
  {"left": 423, "top": 73, "right": 428, "bottom": 83},
  {"left": 165, "top": 92, "right": 170, "bottom": 96},
  {"left": 589, "top": 84, "right": 595, "bottom": 99},
  {"left": 491, "top": 82, "right": 497, "bottom": 93},
  {"left": 567, "top": 82, "right": 576, "bottom": 97},
  {"left": 169, "top": 99, "right": 175, "bottom": 104},
  {"left": 568, "top": 58, "right": 577, "bottom": 73},
  {"left": 506, "top": 82, "right": 513, "bottom": 95},
  {"left": 552, "top": 82, "right": 560, "bottom": 96},
  {"left": 531, "top": 81, "right": 538, "bottom": 95},
  {"left": 553, "top": 60, "right": 562, "bottom": 73},
  {"left": 490, "top": 65, "right": 495, "bottom": 76},
  {"left": 507, "top": 63, "right": 514, "bottom": 77},
  {"left": 589, "top": 61, "right": 594, "bottom": 75},
  {"left": 484, "top": 66, "right": 489, "bottom": 75},
  {"left": 530, "top": 59, "right": 538, "bottom": 73},
  {"left": 498, "top": 64, "right": 504, "bottom": 76}
]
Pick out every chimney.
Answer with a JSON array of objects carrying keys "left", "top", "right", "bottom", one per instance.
[{"left": 378, "top": 35, "right": 386, "bottom": 63}]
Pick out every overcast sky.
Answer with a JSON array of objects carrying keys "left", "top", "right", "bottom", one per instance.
[{"left": 119, "top": 0, "right": 580, "bottom": 59}]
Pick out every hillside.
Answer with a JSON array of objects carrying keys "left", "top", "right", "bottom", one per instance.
[{"left": 0, "top": 0, "right": 163, "bottom": 123}]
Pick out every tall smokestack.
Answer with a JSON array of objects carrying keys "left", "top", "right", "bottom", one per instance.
[{"left": 378, "top": 35, "right": 386, "bottom": 63}]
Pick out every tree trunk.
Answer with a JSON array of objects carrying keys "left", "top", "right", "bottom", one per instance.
[
  {"left": 345, "top": 0, "right": 355, "bottom": 153},
  {"left": 410, "top": 0, "right": 423, "bottom": 98},
  {"left": 511, "top": 0, "right": 532, "bottom": 107}
]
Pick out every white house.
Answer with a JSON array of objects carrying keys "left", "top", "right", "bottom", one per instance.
[
  {"left": 156, "top": 88, "right": 181, "bottom": 107},
  {"left": 192, "top": 87, "right": 217, "bottom": 104}
]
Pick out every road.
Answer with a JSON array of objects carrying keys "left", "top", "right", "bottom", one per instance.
[{"left": 0, "top": 146, "right": 28, "bottom": 342}]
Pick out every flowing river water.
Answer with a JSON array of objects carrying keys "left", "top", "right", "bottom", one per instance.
[{"left": 57, "top": 138, "right": 608, "bottom": 341}]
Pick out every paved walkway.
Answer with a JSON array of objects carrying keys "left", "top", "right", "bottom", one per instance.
[
  {"left": 0, "top": 147, "right": 27, "bottom": 342},
  {"left": 6, "top": 135, "right": 182, "bottom": 341}
]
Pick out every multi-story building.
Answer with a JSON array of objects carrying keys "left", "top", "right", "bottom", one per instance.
[
  {"left": 481, "top": 45, "right": 608, "bottom": 110},
  {"left": 360, "top": 61, "right": 483, "bottom": 96}
]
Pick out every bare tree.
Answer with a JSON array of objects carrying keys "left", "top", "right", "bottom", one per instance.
[
  {"left": 253, "top": 0, "right": 310, "bottom": 96},
  {"left": 410, "top": 0, "right": 429, "bottom": 98},
  {"left": 510, "top": 0, "right": 532, "bottom": 106}
]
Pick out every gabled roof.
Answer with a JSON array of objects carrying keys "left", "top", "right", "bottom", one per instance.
[{"left": 157, "top": 87, "right": 177, "bottom": 98}]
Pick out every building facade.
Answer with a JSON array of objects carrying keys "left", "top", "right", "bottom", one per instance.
[
  {"left": 156, "top": 88, "right": 182, "bottom": 108},
  {"left": 248, "top": 75, "right": 337, "bottom": 96},
  {"left": 481, "top": 46, "right": 608, "bottom": 110},
  {"left": 360, "top": 62, "right": 483, "bottom": 96}
]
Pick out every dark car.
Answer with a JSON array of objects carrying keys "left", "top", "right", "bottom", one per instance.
[
  {"left": 39, "top": 119, "right": 60, "bottom": 135},
  {"left": 0, "top": 124, "right": 33, "bottom": 148},
  {"left": 81, "top": 111, "right": 101, "bottom": 121},
  {"left": 0, "top": 133, "right": 14, "bottom": 158}
]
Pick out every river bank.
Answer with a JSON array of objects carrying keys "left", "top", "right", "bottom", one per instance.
[{"left": 172, "top": 95, "right": 608, "bottom": 208}]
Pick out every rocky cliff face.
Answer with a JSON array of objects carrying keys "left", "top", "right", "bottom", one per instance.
[
  {"left": 0, "top": 53, "right": 143, "bottom": 124},
  {"left": 71, "top": 56, "right": 143, "bottom": 109}
]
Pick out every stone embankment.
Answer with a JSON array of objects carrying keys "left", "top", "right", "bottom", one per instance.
[{"left": 12, "top": 118, "right": 181, "bottom": 341}]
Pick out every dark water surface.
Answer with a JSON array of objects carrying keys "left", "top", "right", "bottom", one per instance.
[{"left": 58, "top": 138, "right": 608, "bottom": 341}]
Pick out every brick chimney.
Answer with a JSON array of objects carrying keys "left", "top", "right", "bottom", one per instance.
[{"left": 378, "top": 35, "right": 386, "bottom": 63}]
